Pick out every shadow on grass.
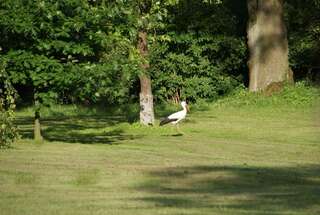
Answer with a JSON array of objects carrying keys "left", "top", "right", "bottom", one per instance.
[
  {"left": 171, "top": 133, "right": 184, "bottom": 137},
  {"left": 15, "top": 115, "right": 143, "bottom": 144},
  {"left": 135, "top": 164, "right": 320, "bottom": 213}
]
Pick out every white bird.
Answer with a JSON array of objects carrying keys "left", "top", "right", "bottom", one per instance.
[{"left": 160, "top": 101, "right": 189, "bottom": 132}]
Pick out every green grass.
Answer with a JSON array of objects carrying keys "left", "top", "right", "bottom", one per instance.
[{"left": 1, "top": 88, "right": 320, "bottom": 215}]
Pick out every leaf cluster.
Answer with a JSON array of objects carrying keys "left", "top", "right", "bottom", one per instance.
[
  {"left": 150, "top": 32, "right": 246, "bottom": 102},
  {"left": 0, "top": 0, "right": 139, "bottom": 105},
  {"left": 0, "top": 60, "right": 19, "bottom": 148},
  {"left": 285, "top": 0, "right": 320, "bottom": 70},
  {"left": 148, "top": 0, "right": 247, "bottom": 102}
]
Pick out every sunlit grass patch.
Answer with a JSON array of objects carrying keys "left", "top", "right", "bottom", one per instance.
[
  {"left": 1, "top": 84, "right": 320, "bottom": 215},
  {"left": 14, "top": 172, "right": 37, "bottom": 185},
  {"left": 72, "top": 169, "right": 100, "bottom": 186}
]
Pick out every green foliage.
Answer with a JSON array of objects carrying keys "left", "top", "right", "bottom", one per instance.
[
  {"left": 62, "top": 61, "right": 138, "bottom": 104},
  {"left": 0, "top": 0, "right": 139, "bottom": 105},
  {"left": 150, "top": 32, "right": 246, "bottom": 102},
  {"left": 147, "top": 0, "right": 247, "bottom": 103},
  {"left": 0, "top": 60, "right": 19, "bottom": 148},
  {"left": 5, "top": 50, "right": 63, "bottom": 105},
  {"left": 215, "top": 82, "right": 320, "bottom": 108},
  {"left": 285, "top": 0, "right": 320, "bottom": 70},
  {"left": 0, "top": 0, "right": 318, "bottom": 107},
  {"left": 1, "top": 90, "right": 319, "bottom": 214},
  {"left": 0, "top": 0, "right": 250, "bottom": 105}
]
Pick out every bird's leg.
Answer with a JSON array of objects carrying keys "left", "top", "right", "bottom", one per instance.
[{"left": 176, "top": 123, "right": 184, "bottom": 135}]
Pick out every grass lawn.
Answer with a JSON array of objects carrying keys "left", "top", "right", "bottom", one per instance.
[{"left": 1, "top": 100, "right": 320, "bottom": 214}]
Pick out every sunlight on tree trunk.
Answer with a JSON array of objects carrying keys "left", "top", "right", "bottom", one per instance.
[
  {"left": 138, "top": 31, "right": 155, "bottom": 126},
  {"left": 139, "top": 74, "right": 155, "bottom": 125},
  {"left": 34, "top": 103, "right": 43, "bottom": 143},
  {"left": 247, "top": 0, "right": 293, "bottom": 92}
]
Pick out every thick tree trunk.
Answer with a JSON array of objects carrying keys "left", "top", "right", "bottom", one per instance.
[
  {"left": 34, "top": 108, "right": 43, "bottom": 143},
  {"left": 139, "top": 74, "right": 155, "bottom": 125},
  {"left": 247, "top": 0, "right": 293, "bottom": 92},
  {"left": 138, "top": 31, "right": 155, "bottom": 125}
]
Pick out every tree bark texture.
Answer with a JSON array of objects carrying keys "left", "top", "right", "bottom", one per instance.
[
  {"left": 34, "top": 108, "right": 43, "bottom": 143},
  {"left": 247, "top": 0, "right": 292, "bottom": 92},
  {"left": 138, "top": 30, "right": 155, "bottom": 125}
]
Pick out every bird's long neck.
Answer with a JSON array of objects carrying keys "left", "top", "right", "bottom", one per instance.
[{"left": 182, "top": 105, "right": 187, "bottom": 112}]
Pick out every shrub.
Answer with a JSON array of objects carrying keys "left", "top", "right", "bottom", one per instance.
[
  {"left": 0, "top": 62, "right": 19, "bottom": 148},
  {"left": 150, "top": 33, "right": 246, "bottom": 103},
  {"left": 214, "top": 82, "right": 319, "bottom": 108}
]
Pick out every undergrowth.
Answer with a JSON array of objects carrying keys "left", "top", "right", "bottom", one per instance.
[
  {"left": 214, "top": 82, "right": 319, "bottom": 108},
  {"left": 14, "top": 82, "right": 319, "bottom": 120}
]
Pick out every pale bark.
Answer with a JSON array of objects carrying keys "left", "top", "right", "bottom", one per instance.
[
  {"left": 139, "top": 75, "right": 155, "bottom": 125},
  {"left": 247, "top": 0, "right": 293, "bottom": 92},
  {"left": 138, "top": 31, "right": 155, "bottom": 125},
  {"left": 34, "top": 109, "right": 43, "bottom": 143}
]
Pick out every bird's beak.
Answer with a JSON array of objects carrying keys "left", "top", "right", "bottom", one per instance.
[{"left": 186, "top": 105, "right": 190, "bottom": 113}]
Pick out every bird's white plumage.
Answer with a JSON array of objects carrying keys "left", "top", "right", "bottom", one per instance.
[
  {"left": 159, "top": 101, "right": 188, "bottom": 133},
  {"left": 167, "top": 101, "right": 187, "bottom": 124}
]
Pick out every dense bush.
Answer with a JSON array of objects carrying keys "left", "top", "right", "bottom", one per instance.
[
  {"left": 150, "top": 33, "right": 246, "bottom": 102},
  {"left": 0, "top": 0, "right": 138, "bottom": 105},
  {"left": 0, "top": 0, "right": 318, "bottom": 106},
  {"left": 0, "top": 61, "right": 19, "bottom": 148},
  {"left": 148, "top": 0, "right": 247, "bottom": 103},
  {"left": 215, "top": 82, "right": 320, "bottom": 108},
  {"left": 285, "top": 0, "right": 320, "bottom": 74}
]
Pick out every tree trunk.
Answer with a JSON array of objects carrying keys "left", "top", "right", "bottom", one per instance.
[
  {"left": 247, "top": 0, "right": 293, "bottom": 92},
  {"left": 138, "top": 30, "right": 155, "bottom": 125},
  {"left": 34, "top": 104, "right": 43, "bottom": 143}
]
